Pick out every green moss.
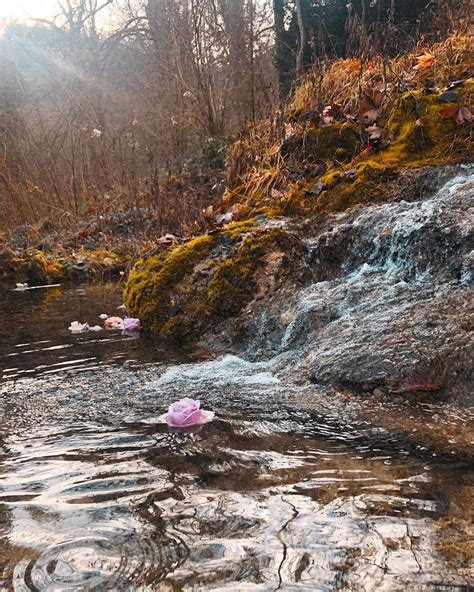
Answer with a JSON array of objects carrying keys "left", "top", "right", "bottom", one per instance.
[
  {"left": 280, "top": 86, "right": 472, "bottom": 216},
  {"left": 207, "top": 230, "right": 287, "bottom": 317},
  {"left": 315, "top": 161, "right": 396, "bottom": 213},
  {"left": 124, "top": 234, "right": 217, "bottom": 335},
  {"left": 124, "top": 57, "right": 473, "bottom": 339},
  {"left": 282, "top": 123, "right": 362, "bottom": 164},
  {"left": 217, "top": 219, "right": 255, "bottom": 239},
  {"left": 124, "top": 225, "right": 297, "bottom": 340},
  {"left": 381, "top": 89, "right": 472, "bottom": 167},
  {"left": 28, "top": 250, "right": 64, "bottom": 281}
]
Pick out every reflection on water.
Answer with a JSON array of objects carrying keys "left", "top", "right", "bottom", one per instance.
[
  {"left": 0, "top": 285, "right": 473, "bottom": 590},
  {"left": 0, "top": 284, "right": 193, "bottom": 381},
  {"left": 1, "top": 413, "right": 472, "bottom": 591}
]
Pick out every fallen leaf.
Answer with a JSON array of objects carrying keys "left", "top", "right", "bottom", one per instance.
[
  {"left": 271, "top": 188, "right": 286, "bottom": 199},
  {"left": 366, "top": 124, "right": 382, "bottom": 140},
  {"left": 321, "top": 105, "right": 334, "bottom": 125},
  {"left": 304, "top": 180, "right": 324, "bottom": 196},
  {"left": 215, "top": 211, "right": 233, "bottom": 225},
  {"left": 284, "top": 123, "right": 295, "bottom": 140},
  {"left": 359, "top": 88, "right": 385, "bottom": 122},
  {"left": 440, "top": 104, "right": 472, "bottom": 125},
  {"left": 202, "top": 205, "right": 214, "bottom": 218},
  {"left": 440, "top": 104, "right": 459, "bottom": 119},
  {"left": 456, "top": 105, "right": 472, "bottom": 125},
  {"left": 312, "top": 180, "right": 324, "bottom": 195},
  {"left": 361, "top": 108, "right": 380, "bottom": 123},
  {"left": 413, "top": 53, "right": 435, "bottom": 71}
]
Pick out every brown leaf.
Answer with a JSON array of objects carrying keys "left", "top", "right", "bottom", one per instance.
[
  {"left": 456, "top": 105, "right": 472, "bottom": 125},
  {"left": 202, "top": 205, "right": 214, "bottom": 218},
  {"left": 284, "top": 123, "right": 295, "bottom": 140},
  {"left": 361, "top": 108, "right": 381, "bottom": 123},
  {"left": 372, "top": 88, "right": 385, "bottom": 107},
  {"left": 359, "top": 88, "right": 385, "bottom": 122},
  {"left": 440, "top": 104, "right": 473, "bottom": 125},
  {"left": 304, "top": 180, "right": 324, "bottom": 196},
  {"left": 440, "top": 104, "right": 459, "bottom": 120},
  {"left": 271, "top": 188, "right": 286, "bottom": 199}
]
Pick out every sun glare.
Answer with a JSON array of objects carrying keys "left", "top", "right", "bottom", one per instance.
[
  {"left": 0, "top": 0, "right": 61, "bottom": 20},
  {"left": 0, "top": 0, "right": 115, "bottom": 26}
]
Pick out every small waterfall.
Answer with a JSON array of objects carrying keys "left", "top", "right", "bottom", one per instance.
[
  {"left": 307, "top": 168, "right": 473, "bottom": 281},
  {"left": 257, "top": 168, "right": 473, "bottom": 402}
]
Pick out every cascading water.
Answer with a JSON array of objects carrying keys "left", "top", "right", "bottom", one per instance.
[{"left": 239, "top": 167, "right": 473, "bottom": 404}]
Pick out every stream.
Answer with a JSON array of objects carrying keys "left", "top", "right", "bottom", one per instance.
[{"left": 0, "top": 280, "right": 472, "bottom": 590}]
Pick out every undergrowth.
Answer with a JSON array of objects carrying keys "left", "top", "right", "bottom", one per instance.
[{"left": 223, "top": 34, "right": 472, "bottom": 217}]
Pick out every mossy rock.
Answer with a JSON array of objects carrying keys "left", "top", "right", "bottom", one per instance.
[
  {"left": 28, "top": 251, "right": 65, "bottom": 282},
  {"left": 280, "top": 86, "right": 472, "bottom": 216},
  {"left": 281, "top": 123, "right": 362, "bottom": 164},
  {"left": 124, "top": 222, "right": 304, "bottom": 341}
]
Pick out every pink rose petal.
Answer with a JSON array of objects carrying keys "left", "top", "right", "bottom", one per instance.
[
  {"left": 158, "top": 398, "right": 215, "bottom": 427},
  {"left": 122, "top": 317, "right": 141, "bottom": 335},
  {"left": 69, "top": 321, "right": 89, "bottom": 333},
  {"left": 104, "top": 316, "right": 124, "bottom": 329}
]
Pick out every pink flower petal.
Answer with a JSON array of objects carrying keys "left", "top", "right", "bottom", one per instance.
[
  {"left": 123, "top": 317, "right": 141, "bottom": 333},
  {"left": 156, "top": 398, "right": 215, "bottom": 427},
  {"left": 104, "top": 316, "right": 124, "bottom": 329},
  {"left": 69, "top": 321, "right": 89, "bottom": 333},
  {"left": 167, "top": 408, "right": 205, "bottom": 426}
]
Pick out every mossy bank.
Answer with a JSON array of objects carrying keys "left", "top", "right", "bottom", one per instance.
[{"left": 124, "top": 221, "right": 306, "bottom": 341}]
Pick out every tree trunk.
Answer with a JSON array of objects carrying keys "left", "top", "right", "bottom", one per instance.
[
  {"left": 295, "top": 0, "right": 306, "bottom": 75},
  {"left": 273, "top": 0, "right": 290, "bottom": 98}
]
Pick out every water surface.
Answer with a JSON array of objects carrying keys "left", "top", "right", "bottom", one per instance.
[{"left": 0, "top": 284, "right": 472, "bottom": 590}]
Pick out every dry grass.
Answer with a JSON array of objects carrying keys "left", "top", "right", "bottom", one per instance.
[{"left": 224, "top": 34, "right": 473, "bottom": 211}]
